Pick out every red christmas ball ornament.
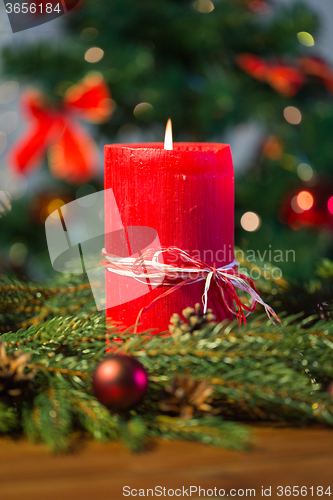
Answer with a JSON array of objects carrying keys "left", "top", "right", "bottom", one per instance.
[
  {"left": 280, "top": 178, "right": 333, "bottom": 232},
  {"left": 92, "top": 355, "right": 149, "bottom": 411}
]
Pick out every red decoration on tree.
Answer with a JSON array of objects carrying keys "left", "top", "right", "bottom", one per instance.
[
  {"left": 237, "top": 54, "right": 333, "bottom": 97},
  {"left": 267, "top": 65, "right": 306, "bottom": 98},
  {"left": 247, "top": 0, "right": 268, "bottom": 12},
  {"left": 92, "top": 355, "right": 149, "bottom": 411},
  {"left": 8, "top": 73, "right": 112, "bottom": 184},
  {"left": 236, "top": 54, "right": 268, "bottom": 80},
  {"left": 236, "top": 54, "right": 306, "bottom": 97},
  {"left": 299, "top": 57, "right": 333, "bottom": 95}
]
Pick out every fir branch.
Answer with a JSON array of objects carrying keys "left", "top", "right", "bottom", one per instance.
[
  {"left": 26, "top": 364, "right": 90, "bottom": 379},
  {"left": 0, "top": 402, "right": 18, "bottom": 433},
  {"left": 119, "top": 416, "right": 147, "bottom": 453},
  {"left": 0, "top": 270, "right": 332, "bottom": 453},
  {"left": 22, "top": 384, "right": 72, "bottom": 453},
  {"left": 0, "top": 274, "right": 95, "bottom": 333},
  {"left": 70, "top": 391, "right": 119, "bottom": 443},
  {"left": 316, "top": 259, "right": 333, "bottom": 283},
  {"left": 150, "top": 416, "right": 252, "bottom": 451}
]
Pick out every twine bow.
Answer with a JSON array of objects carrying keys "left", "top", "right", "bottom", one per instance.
[{"left": 100, "top": 247, "right": 279, "bottom": 332}]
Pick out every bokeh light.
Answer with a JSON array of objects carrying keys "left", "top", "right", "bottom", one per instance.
[
  {"left": 0, "top": 191, "right": 11, "bottom": 217},
  {"left": 76, "top": 184, "right": 98, "bottom": 207},
  {"left": 247, "top": 0, "right": 267, "bottom": 12},
  {"left": 9, "top": 242, "right": 28, "bottom": 266},
  {"left": 47, "top": 198, "right": 67, "bottom": 219},
  {"left": 192, "top": 0, "right": 215, "bottom": 13},
  {"left": 328, "top": 196, "right": 333, "bottom": 215},
  {"left": 263, "top": 136, "right": 284, "bottom": 160},
  {"left": 297, "top": 163, "right": 313, "bottom": 182},
  {"left": 133, "top": 102, "right": 154, "bottom": 119},
  {"left": 296, "top": 191, "right": 314, "bottom": 211},
  {"left": 297, "top": 32, "right": 315, "bottom": 47},
  {"left": 5, "top": 174, "right": 27, "bottom": 200},
  {"left": 291, "top": 195, "right": 304, "bottom": 213},
  {"left": 283, "top": 106, "right": 302, "bottom": 125},
  {"left": 0, "top": 132, "right": 7, "bottom": 155},
  {"left": 76, "top": 184, "right": 97, "bottom": 199},
  {"left": 0, "top": 111, "right": 19, "bottom": 135},
  {"left": 0, "top": 81, "right": 19, "bottom": 104},
  {"left": 240, "top": 212, "right": 261, "bottom": 232},
  {"left": 80, "top": 27, "right": 99, "bottom": 41},
  {"left": 85, "top": 47, "right": 104, "bottom": 63}
]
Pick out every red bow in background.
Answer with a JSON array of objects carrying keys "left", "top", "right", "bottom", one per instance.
[{"left": 8, "top": 73, "right": 112, "bottom": 184}]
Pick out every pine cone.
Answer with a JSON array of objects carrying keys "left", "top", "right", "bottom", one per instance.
[
  {"left": 158, "top": 375, "right": 218, "bottom": 420},
  {"left": 0, "top": 341, "right": 36, "bottom": 397},
  {"left": 317, "top": 302, "right": 332, "bottom": 321},
  {"left": 169, "top": 303, "right": 216, "bottom": 338}
]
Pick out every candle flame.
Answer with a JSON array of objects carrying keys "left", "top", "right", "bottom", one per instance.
[{"left": 164, "top": 119, "right": 173, "bottom": 150}]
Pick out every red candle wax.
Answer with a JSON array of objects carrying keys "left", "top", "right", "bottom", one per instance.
[{"left": 104, "top": 143, "right": 234, "bottom": 333}]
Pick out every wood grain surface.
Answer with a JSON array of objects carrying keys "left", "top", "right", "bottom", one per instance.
[{"left": 0, "top": 426, "right": 332, "bottom": 500}]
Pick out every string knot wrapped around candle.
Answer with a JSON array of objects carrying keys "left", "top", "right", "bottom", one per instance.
[{"left": 100, "top": 247, "right": 279, "bottom": 332}]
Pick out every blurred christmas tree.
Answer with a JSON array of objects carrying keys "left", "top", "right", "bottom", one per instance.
[{"left": 1, "top": 0, "right": 333, "bottom": 281}]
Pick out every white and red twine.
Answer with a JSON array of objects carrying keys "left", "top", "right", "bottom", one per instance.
[{"left": 100, "top": 247, "right": 279, "bottom": 332}]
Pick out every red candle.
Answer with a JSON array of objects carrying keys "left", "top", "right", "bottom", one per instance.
[{"left": 104, "top": 129, "right": 234, "bottom": 333}]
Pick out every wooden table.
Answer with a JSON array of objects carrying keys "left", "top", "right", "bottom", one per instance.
[{"left": 0, "top": 426, "right": 332, "bottom": 500}]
